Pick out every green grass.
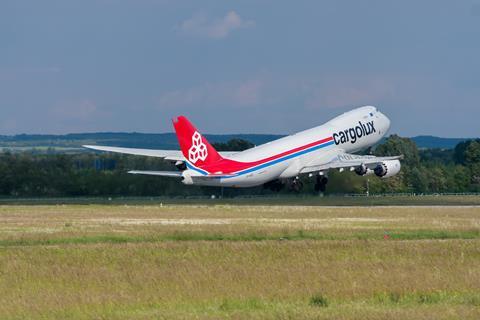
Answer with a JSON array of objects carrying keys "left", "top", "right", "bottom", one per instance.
[
  {"left": 371, "top": 290, "right": 480, "bottom": 306},
  {"left": 1, "top": 194, "right": 479, "bottom": 206},
  {"left": 309, "top": 294, "right": 329, "bottom": 307},
  {"left": 1, "top": 229, "right": 479, "bottom": 247},
  {"left": 1, "top": 204, "right": 480, "bottom": 319}
]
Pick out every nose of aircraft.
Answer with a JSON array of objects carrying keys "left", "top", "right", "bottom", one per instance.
[{"left": 380, "top": 112, "right": 391, "bottom": 135}]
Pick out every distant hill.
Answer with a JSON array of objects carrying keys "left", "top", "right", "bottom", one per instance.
[
  {"left": 0, "top": 133, "right": 283, "bottom": 152},
  {"left": 410, "top": 136, "right": 471, "bottom": 149},
  {"left": 0, "top": 132, "right": 477, "bottom": 152}
]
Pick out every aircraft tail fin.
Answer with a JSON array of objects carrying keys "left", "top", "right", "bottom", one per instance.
[{"left": 172, "top": 116, "right": 223, "bottom": 167}]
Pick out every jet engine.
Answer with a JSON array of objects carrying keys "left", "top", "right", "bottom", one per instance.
[
  {"left": 354, "top": 164, "right": 374, "bottom": 176},
  {"left": 373, "top": 160, "right": 401, "bottom": 178}
]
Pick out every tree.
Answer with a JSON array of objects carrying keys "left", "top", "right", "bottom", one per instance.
[
  {"left": 419, "top": 148, "right": 454, "bottom": 165},
  {"left": 374, "top": 134, "right": 420, "bottom": 167},
  {"left": 465, "top": 140, "right": 480, "bottom": 186},
  {"left": 445, "top": 165, "right": 470, "bottom": 192},
  {"left": 426, "top": 166, "right": 448, "bottom": 192},
  {"left": 212, "top": 139, "right": 254, "bottom": 151},
  {"left": 409, "top": 167, "right": 429, "bottom": 193},
  {"left": 454, "top": 139, "right": 480, "bottom": 165},
  {"left": 373, "top": 135, "right": 421, "bottom": 192}
]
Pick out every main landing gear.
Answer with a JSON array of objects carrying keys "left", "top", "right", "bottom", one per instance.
[
  {"left": 290, "top": 177, "right": 303, "bottom": 192},
  {"left": 314, "top": 175, "right": 328, "bottom": 193},
  {"left": 264, "top": 175, "right": 325, "bottom": 193},
  {"left": 263, "top": 178, "right": 304, "bottom": 192}
]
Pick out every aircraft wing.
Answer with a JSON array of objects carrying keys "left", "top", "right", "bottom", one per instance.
[
  {"left": 128, "top": 170, "right": 183, "bottom": 177},
  {"left": 83, "top": 145, "right": 238, "bottom": 161},
  {"left": 300, "top": 152, "right": 403, "bottom": 174}
]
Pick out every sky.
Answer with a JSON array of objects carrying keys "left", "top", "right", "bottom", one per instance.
[{"left": 1, "top": 0, "right": 479, "bottom": 137}]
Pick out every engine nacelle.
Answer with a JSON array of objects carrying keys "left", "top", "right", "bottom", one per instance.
[
  {"left": 175, "top": 160, "right": 187, "bottom": 171},
  {"left": 374, "top": 160, "right": 401, "bottom": 178},
  {"left": 354, "top": 164, "right": 374, "bottom": 176}
]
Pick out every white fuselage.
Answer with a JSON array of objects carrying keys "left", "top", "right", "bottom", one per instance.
[{"left": 186, "top": 106, "right": 391, "bottom": 187}]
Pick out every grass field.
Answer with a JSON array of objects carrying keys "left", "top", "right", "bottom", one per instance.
[
  {"left": 1, "top": 194, "right": 480, "bottom": 206},
  {"left": 1, "top": 204, "right": 480, "bottom": 319}
]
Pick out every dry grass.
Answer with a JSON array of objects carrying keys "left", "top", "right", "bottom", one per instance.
[{"left": 0, "top": 204, "right": 480, "bottom": 319}]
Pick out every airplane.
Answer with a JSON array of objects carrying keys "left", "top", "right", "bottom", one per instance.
[{"left": 84, "top": 106, "right": 402, "bottom": 192}]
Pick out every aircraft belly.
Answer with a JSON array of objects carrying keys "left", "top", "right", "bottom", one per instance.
[{"left": 196, "top": 160, "right": 289, "bottom": 188}]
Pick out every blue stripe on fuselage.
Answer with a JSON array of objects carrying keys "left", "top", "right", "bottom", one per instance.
[
  {"left": 186, "top": 162, "right": 209, "bottom": 175},
  {"left": 186, "top": 139, "right": 334, "bottom": 179},
  {"left": 221, "top": 139, "right": 335, "bottom": 178},
  {"left": 229, "top": 140, "right": 335, "bottom": 177}
]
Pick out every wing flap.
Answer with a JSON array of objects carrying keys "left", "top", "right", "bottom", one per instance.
[{"left": 300, "top": 153, "right": 403, "bottom": 174}]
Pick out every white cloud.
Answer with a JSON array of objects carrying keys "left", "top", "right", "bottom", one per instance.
[
  {"left": 156, "top": 74, "right": 403, "bottom": 115},
  {"left": 303, "top": 76, "right": 396, "bottom": 110},
  {"left": 232, "top": 79, "right": 263, "bottom": 106},
  {"left": 177, "top": 11, "right": 255, "bottom": 39},
  {"left": 49, "top": 99, "right": 98, "bottom": 120},
  {"left": 157, "top": 78, "right": 264, "bottom": 109}
]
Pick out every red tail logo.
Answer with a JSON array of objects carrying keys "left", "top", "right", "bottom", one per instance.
[
  {"left": 188, "top": 131, "right": 208, "bottom": 163},
  {"left": 172, "top": 116, "right": 222, "bottom": 167}
]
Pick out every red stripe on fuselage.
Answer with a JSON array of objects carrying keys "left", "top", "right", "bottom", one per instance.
[{"left": 197, "top": 136, "right": 333, "bottom": 175}]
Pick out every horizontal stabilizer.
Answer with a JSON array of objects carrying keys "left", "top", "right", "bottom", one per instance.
[{"left": 128, "top": 170, "right": 183, "bottom": 177}]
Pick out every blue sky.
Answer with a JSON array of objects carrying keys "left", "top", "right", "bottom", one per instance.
[{"left": 1, "top": 0, "right": 479, "bottom": 137}]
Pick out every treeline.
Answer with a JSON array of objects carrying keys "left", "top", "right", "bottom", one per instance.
[
  {"left": 0, "top": 153, "right": 226, "bottom": 197},
  {"left": 364, "top": 135, "right": 480, "bottom": 194},
  {"left": 0, "top": 136, "right": 479, "bottom": 197}
]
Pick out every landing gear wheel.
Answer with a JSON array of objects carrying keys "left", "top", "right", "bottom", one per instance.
[
  {"left": 314, "top": 176, "right": 328, "bottom": 192},
  {"left": 291, "top": 180, "right": 304, "bottom": 192}
]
